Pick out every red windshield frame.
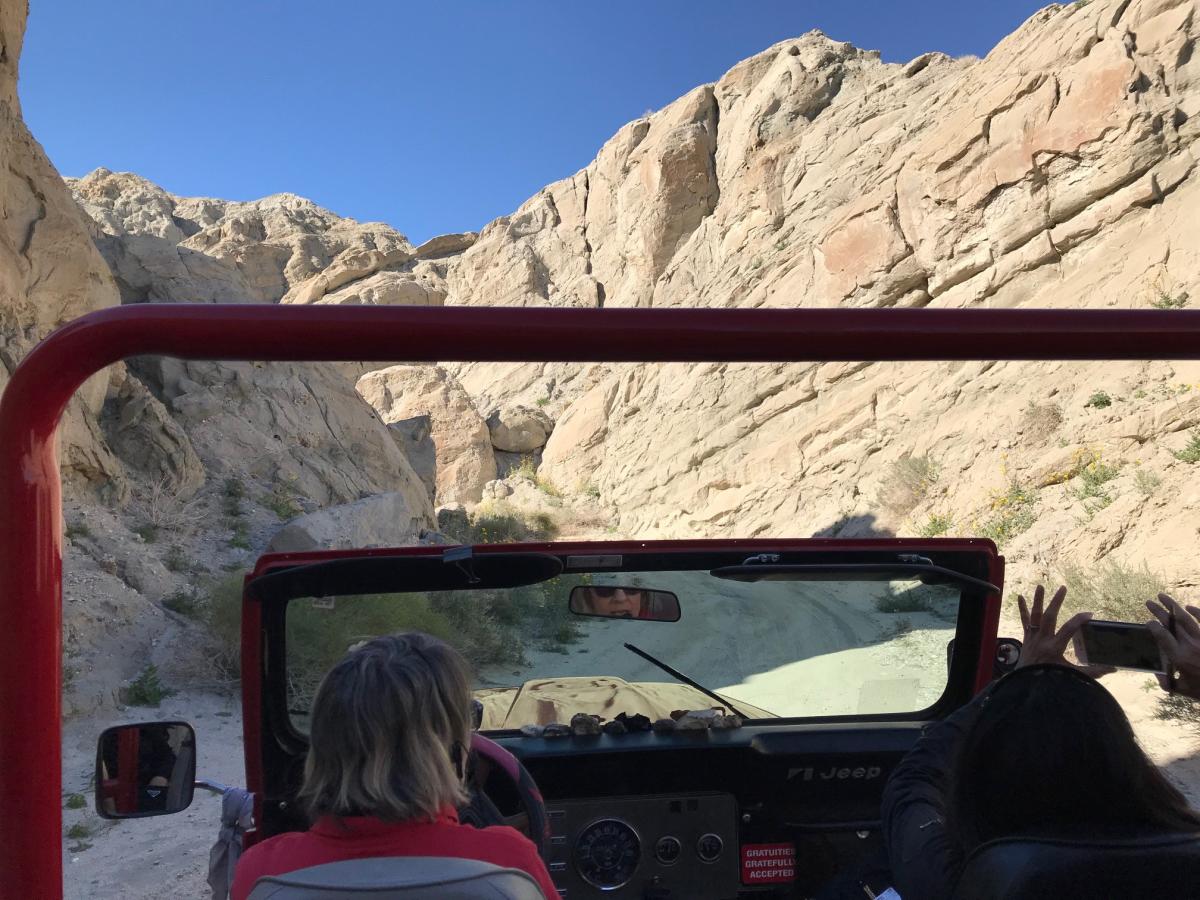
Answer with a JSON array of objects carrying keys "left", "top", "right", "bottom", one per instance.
[{"left": 0, "top": 304, "right": 1196, "bottom": 895}]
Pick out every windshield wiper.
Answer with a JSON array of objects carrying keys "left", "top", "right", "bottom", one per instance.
[{"left": 623, "top": 642, "right": 750, "bottom": 719}]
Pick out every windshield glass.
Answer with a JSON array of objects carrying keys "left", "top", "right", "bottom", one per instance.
[{"left": 284, "top": 567, "right": 961, "bottom": 731}]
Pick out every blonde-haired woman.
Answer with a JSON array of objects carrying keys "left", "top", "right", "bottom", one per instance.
[{"left": 231, "top": 632, "right": 557, "bottom": 900}]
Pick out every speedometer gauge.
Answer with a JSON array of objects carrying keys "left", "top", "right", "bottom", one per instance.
[{"left": 574, "top": 818, "right": 641, "bottom": 890}]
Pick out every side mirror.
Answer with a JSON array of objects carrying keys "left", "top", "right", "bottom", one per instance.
[
  {"left": 994, "top": 637, "right": 1022, "bottom": 676},
  {"left": 569, "top": 585, "right": 681, "bottom": 622},
  {"left": 95, "top": 721, "right": 196, "bottom": 819},
  {"left": 946, "top": 637, "right": 1023, "bottom": 680}
]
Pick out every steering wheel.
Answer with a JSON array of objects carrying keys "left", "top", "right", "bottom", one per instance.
[{"left": 457, "top": 733, "right": 550, "bottom": 859}]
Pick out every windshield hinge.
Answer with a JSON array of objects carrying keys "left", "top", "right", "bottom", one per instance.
[
  {"left": 897, "top": 553, "right": 934, "bottom": 566},
  {"left": 741, "top": 553, "right": 782, "bottom": 565},
  {"left": 442, "top": 546, "right": 480, "bottom": 584}
]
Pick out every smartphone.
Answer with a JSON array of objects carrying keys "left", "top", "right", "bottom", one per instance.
[{"left": 1073, "top": 619, "right": 1165, "bottom": 673}]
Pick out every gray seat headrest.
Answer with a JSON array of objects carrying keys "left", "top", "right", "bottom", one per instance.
[{"left": 246, "top": 856, "right": 547, "bottom": 900}]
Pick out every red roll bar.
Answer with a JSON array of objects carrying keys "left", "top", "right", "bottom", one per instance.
[{"left": 1, "top": 304, "right": 1198, "bottom": 896}]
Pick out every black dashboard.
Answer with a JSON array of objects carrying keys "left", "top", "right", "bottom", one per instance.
[{"left": 492, "top": 722, "right": 925, "bottom": 898}]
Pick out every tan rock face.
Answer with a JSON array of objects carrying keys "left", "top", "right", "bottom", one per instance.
[
  {"left": 0, "top": 5, "right": 123, "bottom": 493},
  {"left": 66, "top": 170, "right": 435, "bottom": 522},
  {"left": 443, "top": 0, "right": 1200, "bottom": 592},
  {"left": 356, "top": 365, "right": 497, "bottom": 505}
]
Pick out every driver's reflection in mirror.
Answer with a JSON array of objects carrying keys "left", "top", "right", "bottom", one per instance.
[{"left": 579, "top": 586, "right": 648, "bottom": 618}]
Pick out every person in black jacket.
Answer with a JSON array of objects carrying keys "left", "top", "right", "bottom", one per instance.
[{"left": 882, "top": 585, "right": 1200, "bottom": 900}]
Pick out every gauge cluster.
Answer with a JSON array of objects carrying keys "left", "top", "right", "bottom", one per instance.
[{"left": 545, "top": 793, "right": 740, "bottom": 897}]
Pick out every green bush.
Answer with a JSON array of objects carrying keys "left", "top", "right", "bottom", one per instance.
[
  {"left": 1134, "top": 468, "right": 1162, "bottom": 496},
  {"left": 1151, "top": 289, "right": 1189, "bottom": 310},
  {"left": 979, "top": 482, "right": 1038, "bottom": 547},
  {"left": 65, "top": 821, "right": 93, "bottom": 840},
  {"left": 1059, "top": 558, "right": 1165, "bottom": 620},
  {"left": 223, "top": 476, "right": 246, "bottom": 517},
  {"left": 1155, "top": 693, "right": 1200, "bottom": 732},
  {"left": 511, "top": 456, "right": 537, "bottom": 482},
  {"left": 203, "top": 572, "right": 247, "bottom": 682},
  {"left": 123, "top": 665, "right": 173, "bottom": 707},
  {"left": 228, "top": 520, "right": 252, "bottom": 550},
  {"left": 1069, "top": 453, "right": 1120, "bottom": 516},
  {"left": 162, "top": 590, "right": 199, "bottom": 618},
  {"left": 918, "top": 514, "right": 953, "bottom": 537},
  {"left": 64, "top": 793, "right": 86, "bottom": 810},
  {"left": 263, "top": 484, "right": 303, "bottom": 521},
  {"left": 1174, "top": 430, "right": 1200, "bottom": 463},
  {"left": 1085, "top": 391, "right": 1112, "bottom": 409},
  {"left": 444, "top": 507, "right": 556, "bottom": 544}
]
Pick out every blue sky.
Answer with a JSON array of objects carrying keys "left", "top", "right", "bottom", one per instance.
[{"left": 23, "top": 1, "right": 1049, "bottom": 244}]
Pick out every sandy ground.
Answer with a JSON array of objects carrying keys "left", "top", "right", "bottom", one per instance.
[{"left": 61, "top": 586, "right": 1200, "bottom": 899}]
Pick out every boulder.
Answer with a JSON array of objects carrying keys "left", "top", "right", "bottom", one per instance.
[
  {"left": 357, "top": 365, "right": 497, "bottom": 505},
  {"left": 266, "top": 492, "right": 433, "bottom": 553},
  {"left": 486, "top": 404, "right": 554, "bottom": 452}
]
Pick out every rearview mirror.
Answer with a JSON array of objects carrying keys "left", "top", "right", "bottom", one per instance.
[
  {"left": 95, "top": 721, "right": 196, "bottom": 818},
  {"left": 569, "top": 585, "right": 681, "bottom": 622}
]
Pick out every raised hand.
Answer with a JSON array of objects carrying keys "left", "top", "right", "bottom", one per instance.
[
  {"left": 1146, "top": 593, "right": 1200, "bottom": 700},
  {"left": 1016, "top": 584, "right": 1114, "bottom": 678}
]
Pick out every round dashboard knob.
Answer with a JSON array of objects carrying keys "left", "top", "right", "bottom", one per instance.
[
  {"left": 655, "top": 835, "right": 682, "bottom": 865},
  {"left": 696, "top": 832, "right": 723, "bottom": 862}
]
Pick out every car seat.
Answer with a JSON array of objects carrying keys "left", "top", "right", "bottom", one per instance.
[
  {"left": 951, "top": 830, "right": 1200, "bottom": 899},
  {"left": 245, "top": 856, "right": 546, "bottom": 899}
]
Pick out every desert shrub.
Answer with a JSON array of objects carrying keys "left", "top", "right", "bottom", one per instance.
[
  {"left": 918, "top": 513, "right": 953, "bottom": 537},
  {"left": 66, "top": 821, "right": 93, "bottom": 840},
  {"left": 162, "top": 590, "right": 199, "bottom": 618},
  {"left": 1020, "top": 402, "right": 1063, "bottom": 440},
  {"left": 286, "top": 593, "right": 463, "bottom": 706},
  {"left": 123, "top": 665, "right": 173, "bottom": 707},
  {"left": 1174, "top": 430, "right": 1200, "bottom": 463},
  {"left": 129, "top": 473, "right": 203, "bottom": 536},
  {"left": 536, "top": 476, "right": 562, "bottom": 499},
  {"left": 534, "top": 396, "right": 550, "bottom": 408},
  {"left": 1059, "top": 558, "right": 1166, "bottom": 620},
  {"left": 1069, "top": 453, "right": 1120, "bottom": 516},
  {"left": 512, "top": 456, "right": 537, "bottom": 482},
  {"left": 203, "top": 572, "right": 247, "bottom": 681},
  {"left": 134, "top": 523, "right": 159, "bottom": 544},
  {"left": 64, "top": 793, "right": 86, "bottom": 810},
  {"left": 263, "top": 484, "right": 303, "bottom": 521},
  {"left": 1085, "top": 391, "right": 1112, "bottom": 409},
  {"left": 978, "top": 481, "right": 1038, "bottom": 547},
  {"left": 228, "top": 520, "right": 252, "bottom": 550},
  {"left": 164, "top": 544, "right": 191, "bottom": 573},
  {"left": 876, "top": 589, "right": 932, "bottom": 614},
  {"left": 581, "top": 482, "right": 602, "bottom": 499},
  {"left": 444, "top": 506, "right": 556, "bottom": 544},
  {"left": 1156, "top": 693, "right": 1200, "bottom": 732},
  {"left": 222, "top": 476, "right": 246, "bottom": 517},
  {"left": 65, "top": 521, "right": 91, "bottom": 541},
  {"left": 879, "top": 454, "right": 939, "bottom": 516},
  {"left": 1134, "top": 468, "right": 1162, "bottom": 496}
]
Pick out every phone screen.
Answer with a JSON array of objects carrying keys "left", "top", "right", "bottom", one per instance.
[{"left": 1078, "top": 620, "right": 1163, "bottom": 672}]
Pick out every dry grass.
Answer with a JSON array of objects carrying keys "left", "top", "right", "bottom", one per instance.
[
  {"left": 1059, "top": 557, "right": 1166, "bottom": 620},
  {"left": 879, "top": 454, "right": 939, "bottom": 517}
]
